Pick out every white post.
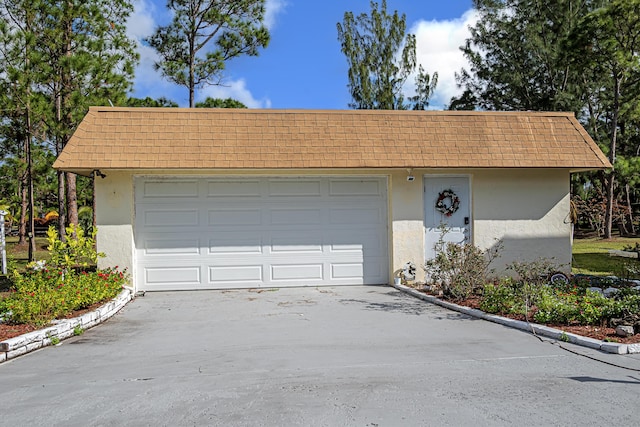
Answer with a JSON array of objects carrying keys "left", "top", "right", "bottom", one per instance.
[{"left": 0, "top": 210, "right": 6, "bottom": 275}]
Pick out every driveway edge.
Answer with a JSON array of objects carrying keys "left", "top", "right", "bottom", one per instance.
[
  {"left": 0, "top": 288, "right": 133, "bottom": 364},
  {"left": 392, "top": 283, "right": 638, "bottom": 355}
]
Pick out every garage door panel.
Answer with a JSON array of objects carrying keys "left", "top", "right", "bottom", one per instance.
[
  {"left": 144, "top": 237, "right": 201, "bottom": 255},
  {"left": 331, "top": 263, "right": 364, "bottom": 279},
  {"left": 271, "top": 264, "right": 324, "bottom": 281},
  {"left": 208, "top": 233, "right": 263, "bottom": 255},
  {"left": 329, "top": 207, "right": 384, "bottom": 226},
  {"left": 141, "top": 180, "right": 200, "bottom": 199},
  {"left": 207, "top": 180, "right": 261, "bottom": 197},
  {"left": 269, "top": 208, "right": 322, "bottom": 225},
  {"left": 329, "top": 179, "right": 382, "bottom": 196},
  {"left": 329, "top": 243, "right": 363, "bottom": 252},
  {"left": 135, "top": 176, "right": 388, "bottom": 290},
  {"left": 145, "top": 266, "right": 201, "bottom": 285},
  {"left": 268, "top": 179, "right": 322, "bottom": 196},
  {"left": 270, "top": 232, "right": 323, "bottom": 254},
  {"left": 327, "top": 231, "right": 384, "bottom": 255},
  {"left": 208, "top": 209, "right": 262, "bottom": 226},
  {"left": 144, "top": 209, "right": 199, "bottom": 227},
  {"left": 209, "top": 265, "right": 263, "bottom": 283},
  {"left": 363, "top": 257, "right": 384, "bottom": 275}
]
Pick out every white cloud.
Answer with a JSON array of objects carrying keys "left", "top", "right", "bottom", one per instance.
[
  {"left": 127, "top": 0, "right": 180, "bottom": 102},
  {"left": 127, "top": 0, "right": 157, "bottom": 40},
  {"left": 408, "top": 9, "right": 478, "bottom": 109},
  {"left": 264, "top": 0, "right": 287, "bottom": 30},
  {"left": 198, "top": 79, "right": 272, "bottom": 109},
  {"left": 127, "top": 0, "right": 279, "bottom": 107}
]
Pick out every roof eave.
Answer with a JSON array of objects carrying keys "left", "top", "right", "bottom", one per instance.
[{"left": 53, "top": 164, "right": 613, "bottom": 174}]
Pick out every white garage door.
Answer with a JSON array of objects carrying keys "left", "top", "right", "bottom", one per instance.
[{"left": 134, "top": 177, "right": 388, "bottom": 291}]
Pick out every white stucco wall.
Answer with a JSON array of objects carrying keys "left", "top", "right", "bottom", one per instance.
[
  {"left": 95, "top": 168, "right": 572, "bottom": 290},
  {"left": 389, "top": 168, "right": 572, "bottom": 281},
  {"left": 472, "top": 169, "right": 572, "bottom": 273},
  {"left": 95, "top": 171, "right": 135, "bottom": 288},
  {"left": 389, "top": 170, "right": 425, "bottom": 281}
]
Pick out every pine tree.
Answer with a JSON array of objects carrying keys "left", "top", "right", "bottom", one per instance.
[
  {"left": 30, "top": 0, "right": 137, "bottom": 238},
  {"left": 337, "top": 0, "right": 437, "bottom": 110},
  {"left": 146, "top": 0, "right": 270, "bottom": 107}
]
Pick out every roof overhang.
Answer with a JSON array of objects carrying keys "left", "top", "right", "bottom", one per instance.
[{"left": 54, "top": 107, "right": 613, "bottom": 174}]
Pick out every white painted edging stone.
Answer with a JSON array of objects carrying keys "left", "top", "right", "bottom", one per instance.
[
  {"left": 392, "top": 283, "right": 639, "bottom": 355},
  {"left": 0, "top": 288, "right": 133, "bottom": 364}
]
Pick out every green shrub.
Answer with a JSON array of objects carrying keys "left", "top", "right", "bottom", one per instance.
[
  {"left": 423, "top": 248, "right": 640, "bottom": 328},
  {"left": 480, "top": 280, "right": 525, "bottom": 316},
  {"left": 604, "top": 292, "right": 640, "bottom": 320},
  {"left": 531, "top": 288, "right": 629, "bottom": 326},
  {"left": 0, "top": 226, "right": 128, "bottom": 327},
  {"left": 575, "top": 290, "right": 611, "bottom": 325},
  {"left": 506, "top": 258, "right": 560, "bottom": 288},
  {"left": 501, "top": 258, "right": 563, "bottom": 317},
  {"left": 533, "top": 288, "right": 579, "bottom": 324},
  {"left": 567, "top": 275, "right": 593, "bottom": 293},
  {"left": 424, "top": 227, "right": 501, "bottom": 301},
  {"left": 2, "top": 266, "right": 128, "bottom": 326},
  {"left": 47, "top": 224, "right": 104, "bottom": 269},
  {"left": 615, "top": 260, "right": 640, "bottom": 284}
]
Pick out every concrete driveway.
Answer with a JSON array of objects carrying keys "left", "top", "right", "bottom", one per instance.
[{"left": 1, "top": 286, "right": 639, "bottom": 426}]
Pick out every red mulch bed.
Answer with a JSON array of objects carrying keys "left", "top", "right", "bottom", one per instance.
[
  {"left": 0, "top": 323, "right": 40, "bottom": 341},
  {"left": 438, "top": 295, "right": 640, "bottom": 345},
  {"left": 0, "top": 302, "right": 104, "bottom": 342}
]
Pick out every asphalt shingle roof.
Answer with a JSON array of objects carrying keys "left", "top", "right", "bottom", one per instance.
[{"left": 53, "top": 107, "right": 611, "bottom": 174}]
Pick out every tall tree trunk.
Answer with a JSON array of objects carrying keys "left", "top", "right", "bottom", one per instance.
[
  {"left": 57, "top": 169, "right": 66, "bottom": 240},
  {"left": 604, "top": 75, "right": 620, "bottom": 239},
  {"left": 92, "top": 175, "right": 97, "bottom": 230},
  {"left": 189, "top": 74, "right": 195, "bottom": 107},
  {"left": 18, "top": 173, "right": 27, "bottom": 246},
  {"left": 27, "top": 162, "right": 35, "bottom": 262},
  {"left": 26, "top": 116, "right": 35, "bottom": 261},
  {"left": 604, "top": 174, "right": 615, "bottom": 239},
  {"left": 189, "top": 45, "right": 195, "bottom": 107},
  {"left": 65, "top": 171, "right": 78, "bottom": 230},
  {"left": 62, "top": 2, "right": 78, "bottom": 231},
  {"left": 55, "top": 65, "right": 66, "bottom": 239},
  {"left": 24, "top": 41, "right": 36, "bottom": 260},
  {"left": 626, "top": 183, "right": 635, "bottom": 235}
]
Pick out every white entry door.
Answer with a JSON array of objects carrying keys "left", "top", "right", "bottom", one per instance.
[{"left": 424, "top": 176, "right": 471, "bottom": 261}]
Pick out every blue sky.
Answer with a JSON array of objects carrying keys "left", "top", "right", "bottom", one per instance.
[{"left": 127, "top": 0, "right": 476, "bottom": 109}]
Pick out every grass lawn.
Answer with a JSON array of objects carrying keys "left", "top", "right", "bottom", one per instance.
[
  {"left": 1, "top": 236, "right": 51, "bottom": 292},
  {"left": 4, "top": 236, "right": 51, "bottom": 265},
  {"left": 572, "top": 236, "right": 640, "bottom": 278}
]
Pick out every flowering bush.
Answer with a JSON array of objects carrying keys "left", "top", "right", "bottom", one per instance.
[
  {"left": 0, "top": 266, "right": 128, "bottom": 326},
  {"left": 0, "top": 225, "right": 128, "bottom": 327}
]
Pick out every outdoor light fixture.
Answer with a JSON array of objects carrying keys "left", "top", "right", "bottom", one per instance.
[
  {"left": 406, "top": 168, "right": 415, "bottom": 182},
  {"left": 93, "top": 169, "right": 107, "bottom": 179}
]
